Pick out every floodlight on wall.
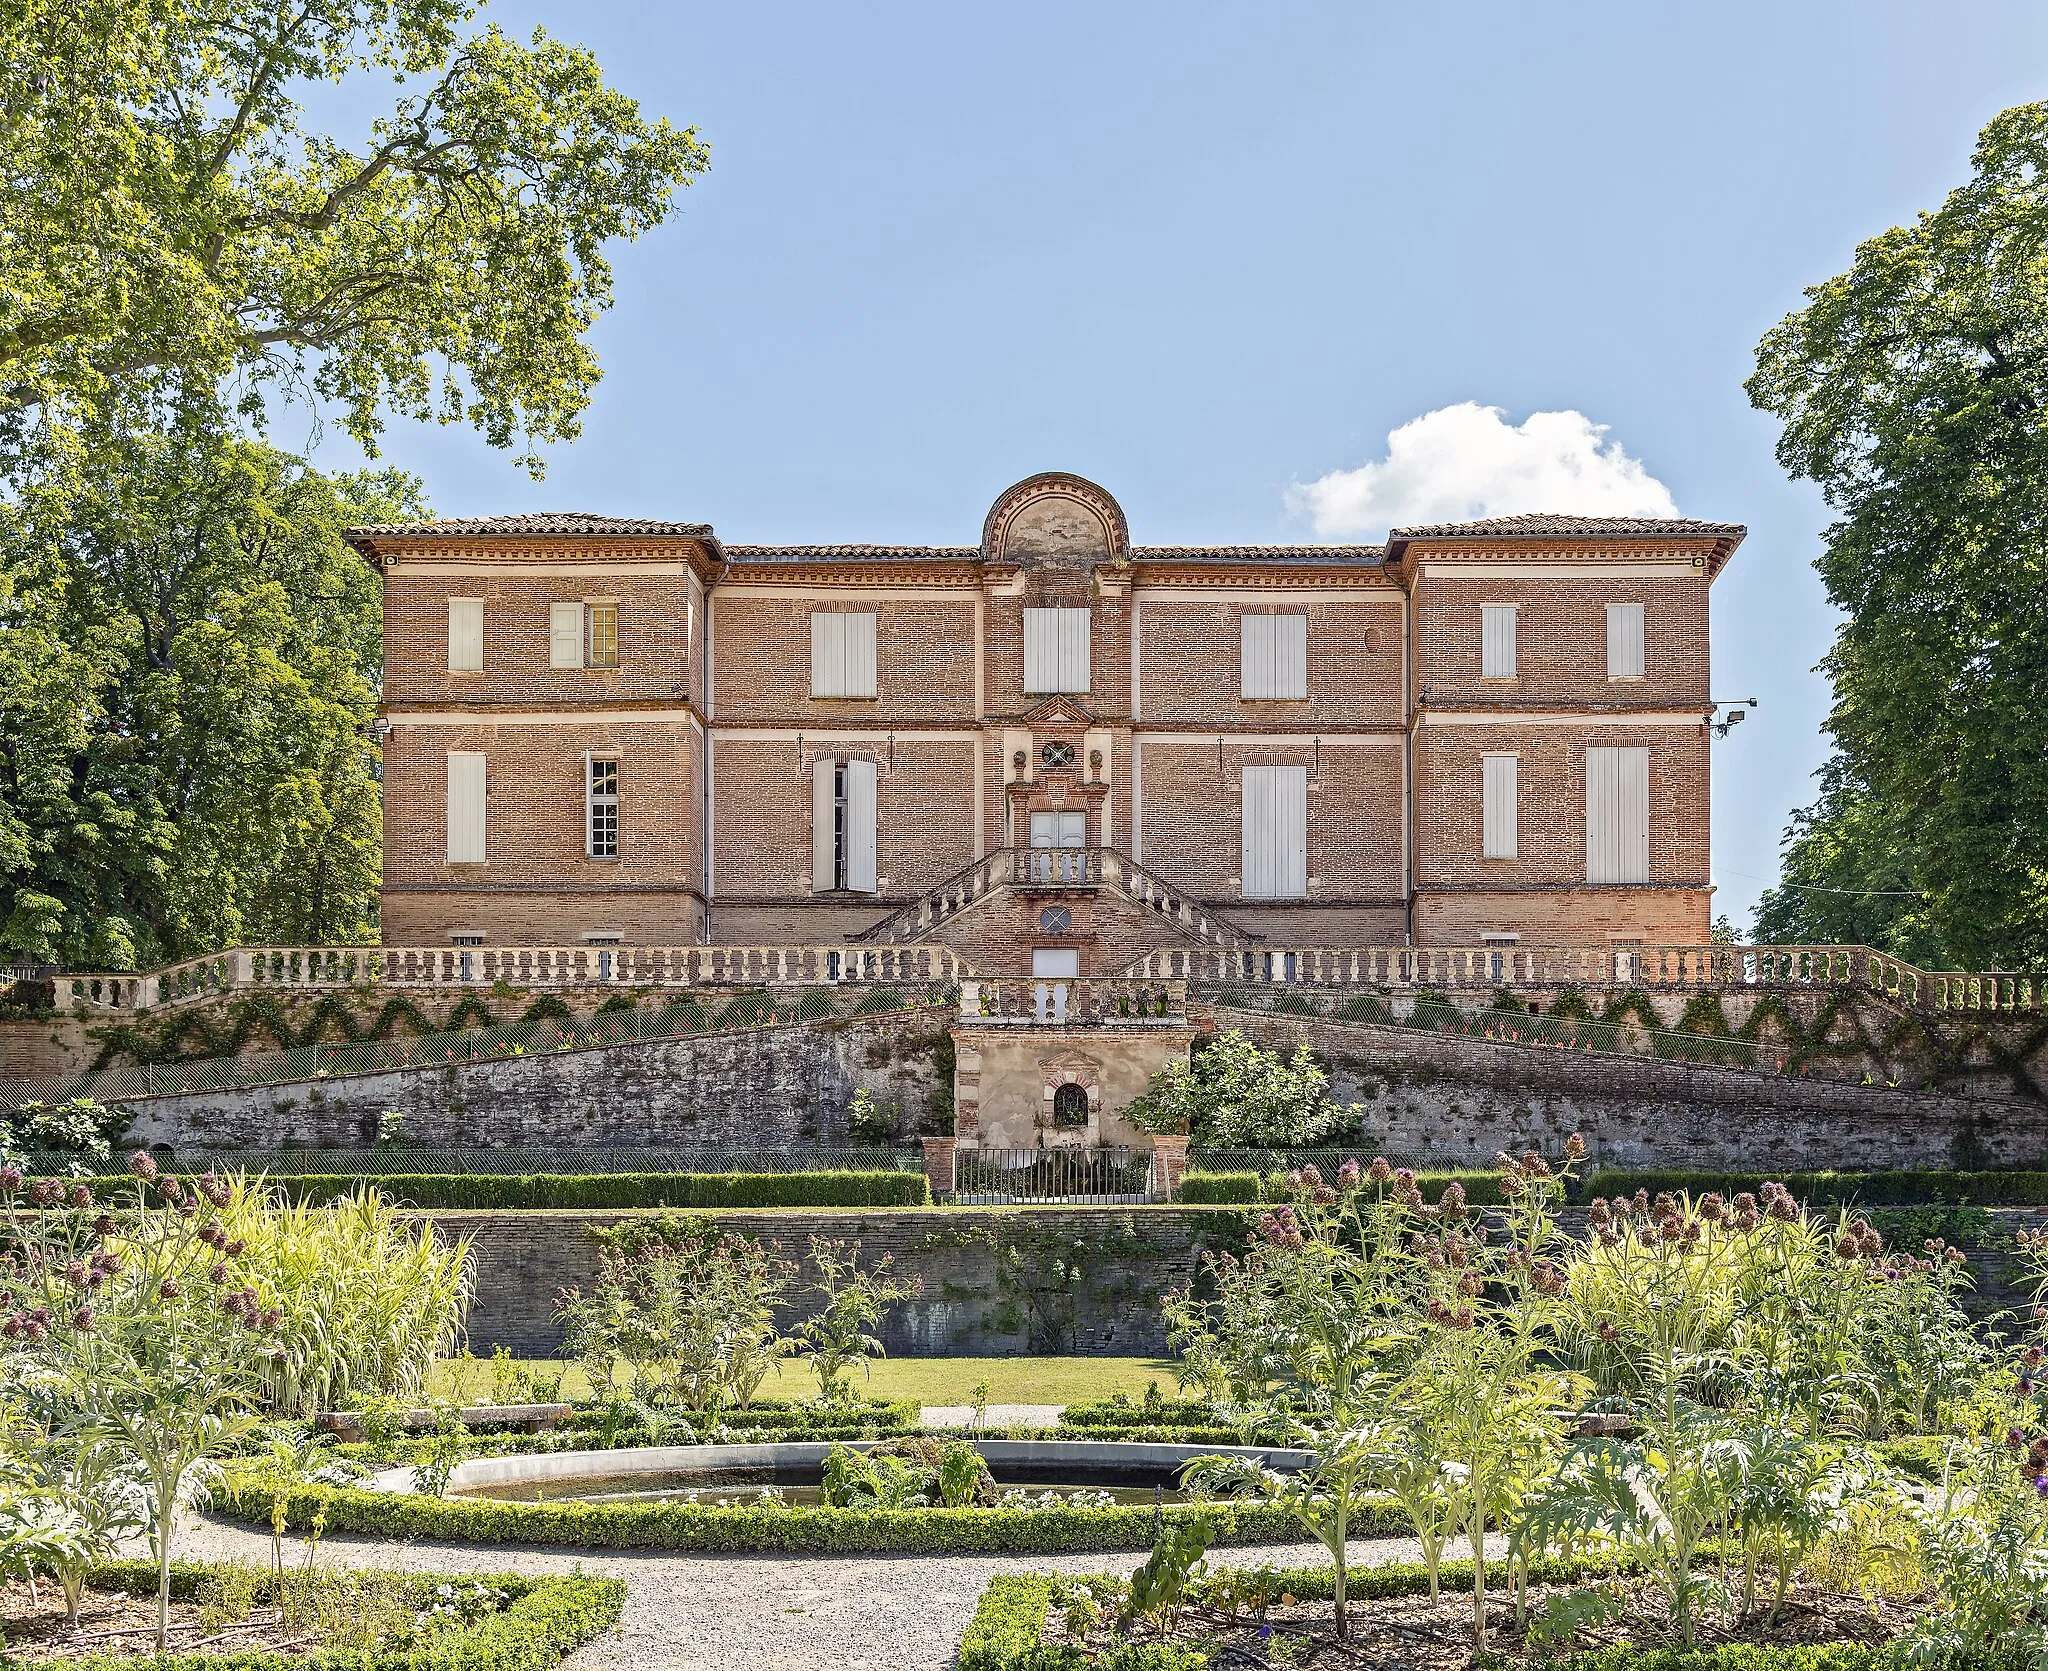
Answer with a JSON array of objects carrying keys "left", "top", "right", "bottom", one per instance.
[{"left": 1710, "top": 697, "right": 1758, "bottom": 739}]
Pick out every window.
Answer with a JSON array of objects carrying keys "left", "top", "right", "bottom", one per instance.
[
  {"left": 445, "top": 752, "right": 486, "bottom": 863},
  {"left": 1023, "top": 607, "right": 1091, "bottom": 692},
  {"left": 1240, "top": 612, "right": 1308, "bottom": 699},
  {"left": 811, "top": 757, "right": 877, "bottom": 893},
  {"left": 1051, "top": 1082, "right": 1090, "bottom": 1129},
  {"left": 1607, "top": 603, "right": 1645, "bottom": 678},
  {"left": 1026, "top": 811, "right": 1087, "bottom": 883},
  {"left": 1032, "top": 948, "right": 1080, "bottom": 977},
  {"left": 586, "top": 603, "right": 619, "bottom": 669},
  {"left": 1040, "top": 739, "right": 1075, "bottom": 768},
  {"left": 1586, "top": 746, "right": 1650, "bottom": 883},
  {"left": 1481, "top": 605, "right": 1517, "bottom": 677},
  {"left": 810, "top": 611, "right": 877, "bottom": 697},
  {"left": 1038, "top": 906, "right": 1072, "bottom": 932},
  {"left": 1482, "top": 754, "right": 1519, "bottom": 859},
  {"left": 449, "top": 932, "right": 485, "bottom": 946},
  {"left": 586, "top": 756, "right": 619, "bottom": 858},
  {"left": 447, "top": 598, "right": 483, "bottom": 672},
  {"left": 1240, "top": 764, "right": 1308, "bottom": 899}
]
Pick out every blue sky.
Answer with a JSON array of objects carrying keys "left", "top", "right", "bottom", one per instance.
[{"left": 304, "top": 0, "right": 2048, "bottom": 929}]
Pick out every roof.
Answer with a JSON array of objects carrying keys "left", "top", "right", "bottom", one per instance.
[
  {"left": 1387, "top": 513, "right": 1746, "bottom": 540},
  {"left": 722, "top": 545, "right": 979, "bottom": 561},
  {"left": 346, "top": 513, "right": 714, "bottom": 541},
  {"left": 1134, "top": 545, "right": 1386, "bottom": 565}
]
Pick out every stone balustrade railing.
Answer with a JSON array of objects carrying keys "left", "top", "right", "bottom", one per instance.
[
  {"left": 1120, "top": 944, "right": 2041, "bottom": 1016},
  {"left": 33, "top": 941, "right": 2040, "bottom": 1018},
  {"left": 960, "top": 977, "right": 1186, "bottom": 1027},
  {"left": 48, "top": 943, "right": 968, "bottom": 1013}
]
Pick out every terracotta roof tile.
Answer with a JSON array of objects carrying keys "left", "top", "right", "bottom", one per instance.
[
  {"left": 1388, "top": 513, "right": 1745, "bottom": 540},
  {"left": 722, "top": 545, "right": 979, "bottom": 560},
  {"left": 1134, "top": 545, "right": 1386, "bottom": 564},
  {"left": 348, "top": 513, "right": 713, "bottom": 539}
]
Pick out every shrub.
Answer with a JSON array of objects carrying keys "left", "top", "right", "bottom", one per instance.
[
  {"left": 1580, "top": 1168, "right": 2048, "bottom": 1208},
  {"left": 79, "top": 1170, "right": 933, "bottom": 1210},
  {"left": 1125, "top": 1031, "right": 1358, "bottom": 1147},
  {"left": 226, "top": 1476, "right": 1385, "bottom": 1553}
]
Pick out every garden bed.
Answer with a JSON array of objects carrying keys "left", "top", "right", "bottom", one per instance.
[
  {"left": 0, "top": 1559, "right": 622, "bottom": 1668},
  {"left": 961, "top": 1561, "right": 1917, "bottom": 1671}
]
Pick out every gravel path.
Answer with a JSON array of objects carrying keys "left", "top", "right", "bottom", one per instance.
[{"left": 168, "top": 1512, "right": 1502, "bottom": 1670}]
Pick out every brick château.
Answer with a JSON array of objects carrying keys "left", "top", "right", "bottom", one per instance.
[{"left": 352, "top": 472, "right": 1743, "bottom": 974}]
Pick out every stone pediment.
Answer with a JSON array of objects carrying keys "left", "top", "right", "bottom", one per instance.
[
  {"left": 1037, "top": 1048, "right": 1104, "bottom": 1071},
  {"left": 1019, "top": 697, "right": 1095, "bottom": 729}
]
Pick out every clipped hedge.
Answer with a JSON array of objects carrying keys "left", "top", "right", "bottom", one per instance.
[
  {"left": 230, "top": 1477, "right": 1397, "bottom": 1554},
  {"left": 334, "top": 1398, "right": 922, "bottom": 1462},
  {"left": 960, "top": 1556, "right": 1893, "bottom": 1671},
  {"left": 61, "top": 1170, "right": 931, "bottom": 1210},
  {"left": 55, "top": 1558, "right": 622, "bottom": 1670},
  {"left": 1180, "top": 1167, "right": 1505, "bottom": 1207},
  {"left": 1583, "top": 1168, "right": 2048, "bottom": 1209}
]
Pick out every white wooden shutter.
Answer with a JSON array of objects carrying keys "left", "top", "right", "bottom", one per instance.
[
  {"left": 1482, "top": 754, "right": 1519, "bottom": 859},
  {"left": 549, "top": 602, "right": 584, "bottom": 668},
  {"left": 1239, "top": 613, "right": 1307, "bottom": 699},
  {"left": 445, "top": 752, "right": 486, "bottom": 863},
  {"left": 811, "top": 758, "right": 837, "bottom": 891},
  {"left": 810, "top": 613, "right": 842, "bottom": 697},
  {"left": 447, "top": 599, "right": 483, "bottom": 672},
  {"left": 1607, "top": 603, "right": 1645, "bottom": 678},
  {"left": 1024, "top": 608, "right": 1090, "bottom": 692},
  {"left": 1586, "top": 746, "right": 1650, "bottom": 882},
  {"left": 843, "top": 757, "right": 878, "bottom": 892},
  {"left": 844, "top": 612, "right": 876, "bottom": 697},
  {"left": 1240, "top": 764, "right": 1307, "bottom": 898},
  {"left": 1482, "top": 606, "right": 1517, "bottom": 677}
]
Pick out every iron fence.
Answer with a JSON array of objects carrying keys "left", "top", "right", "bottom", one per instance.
[
  {"left": 0, "top": 985, "right": 955, "bottom": 1112},
  {"left": 952, "top": 1146, "right": 1153, "bottom": 1205}
]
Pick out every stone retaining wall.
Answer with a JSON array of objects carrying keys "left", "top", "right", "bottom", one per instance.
[{"left": 426, "top": 1205, "right": 1246, "bottom": 1358}]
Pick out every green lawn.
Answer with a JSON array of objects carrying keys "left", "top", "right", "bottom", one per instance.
[{"left": 429, "top": 1353, "right": 1178, "bottom": 1408}]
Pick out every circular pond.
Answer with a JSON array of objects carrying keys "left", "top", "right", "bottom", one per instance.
[{"left": 365, "top": 1440, "right": 1309, "bottom": 1508}]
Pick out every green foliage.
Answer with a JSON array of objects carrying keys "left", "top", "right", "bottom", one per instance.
[
  {"left": 799, "top": 1236, "right": 922, "bottom": 1402},
  {"left": 1583, "top": 1168, "right": 2048, "bottom": 1209},
  {"left": 0, "top": 1096, "right": 126, "bottom": 1171},
  {"left": 1124, "top": 1030, "right": 1358, "bottom": 1146},
  {"left": 1179, "top": 1167, "right": 1505, "bottom": 1207},
  {"left": 1748, "top": 100, "right": 2048, "bottom": 967},
  {"left": 65, "top": 1171, "right": 933, "bottom": 1211},
  {"left": 228, "top": 1474, "right": 1332, "bottom": 1553},
  {"left": 35, "top": 1560, "right": 623, "bottom": 1670},
  {"left": 846, "top": 1088, "right": 899, "bottom": 1145}
]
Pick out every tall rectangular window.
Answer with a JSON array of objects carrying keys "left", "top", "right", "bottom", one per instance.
[
  {"left": 1586, "top": 746, "right": 1650, "bottom": 882},
  {"left": 586, "top": 603, "right": 619, "bottom": 669},
  {"left": 1240, "top": 764, "right": 1308, "bottom": 899},
  {"left": 447, "top": 598, "right": 483, "bottom": 672},
  {"left": 445, "top": 752, "right": 486, "bottom": 864},
  {"left": 1482, "top": 753, "right": 1519, "bottom": 859},
  {"left": 811, "top": 757, "right": 878, "bottom": 893},
  {"left": 1607, "top": 602, "right": 1645, "bottom": 678},
  {"left": 1240, "top": 612, "right": 1308, "bottom": 699},
  {"left": 1023, "top": 607, "right": 1091, "bottom": 692},
  {"left": 810, "top": 611, "right": 878, "bottom": 697},
  {"left": 586, "top": 756, "right": 619, "bottom": 859},
  {"left": 1481, "top": 605, "right": 1518, "bottom": 677}
]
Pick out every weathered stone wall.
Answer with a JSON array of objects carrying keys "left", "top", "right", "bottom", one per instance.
[
  {"left": 429, "top": 1205, "right": 1245, "bottom": 1358},
  {"left": 1199, "top": 1003, "right": 2048, "bottom": 1171},
  {"left": 121, "top": 1007, "right": 953, "bottom": 1152}
]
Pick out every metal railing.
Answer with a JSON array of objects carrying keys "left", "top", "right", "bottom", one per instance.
[
  {"left": 960, "top": 977, "right": 1185, "bottom": 1026},
  {"left": 0, "top": 985, "right": 955, "bottom": 1111},
  {"left": 48, "top": 943, "right": 970, "bottom": 1013},
  {"left": 953, "top": 1145, "right": 1153, "bottom": 1204}
]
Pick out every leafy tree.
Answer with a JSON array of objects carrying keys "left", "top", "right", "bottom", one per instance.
[
  {"left": 0, "top": 432, "right": 421, "bottom": 965},
  {"left": 0, "top": 0, "right": 709, "bottom": 476},
  {"left": 1747, "top": 101, "right": 2048, "bottom": 968},
  {"left": 1124, "top": 1029, "right": 1356, "bottom": 1148}
]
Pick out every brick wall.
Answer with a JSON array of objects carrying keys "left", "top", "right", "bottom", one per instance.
[
  {"left": 1134, "top": 595, "right": 1404, "bottom": 728},
  {"left": 1412, "top": 573, "right": 1709, "bottom": 709},
  {"left": 709, "top": 593, "right": 979, "bottom": 725},
  {"left": 433, "top": 1205, "right": 1243, "bottom": 1357}
]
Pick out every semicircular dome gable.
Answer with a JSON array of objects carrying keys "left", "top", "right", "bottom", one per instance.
[{"left": 981, "top": 473, "right": 1130, "bottom": 567}]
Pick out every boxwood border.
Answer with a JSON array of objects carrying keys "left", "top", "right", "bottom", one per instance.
[
  {"left": 39, "top": 1558, "right": 623, "bottom": 1670},
  {"left": 227, "top": 1477, "right": 1399, "bottom": 1554}
]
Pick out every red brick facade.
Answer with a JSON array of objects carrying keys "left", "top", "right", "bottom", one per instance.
[{"left": 352, "top": 485, "right": 1743, "bottom": 968}]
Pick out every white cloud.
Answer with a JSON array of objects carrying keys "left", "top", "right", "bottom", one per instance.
[{"left": 1286, "top": 402, "right": 1679, "bottom": 539}]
